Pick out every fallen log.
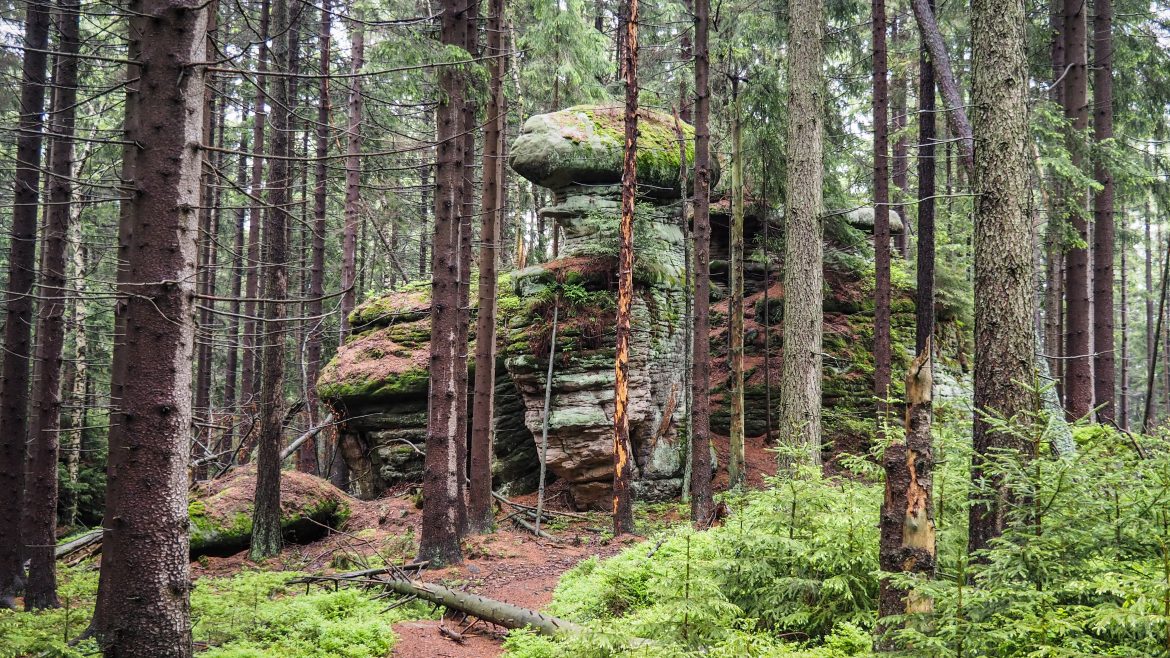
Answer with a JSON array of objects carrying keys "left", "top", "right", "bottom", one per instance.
[
  {"left": 280, "top": 413, "right": 335, "bottom": 461},
  {"left": 379, "top": 579, "right": 582, "bottom": 638},
  {"left": 55, "top": 530, "right": 102, "bottom": 560}
]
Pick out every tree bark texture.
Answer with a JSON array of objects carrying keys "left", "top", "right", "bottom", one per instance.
[
  {"left": 419, "top": 0, "right": 467, "bottom": 565},
  {"left": 22, "top": 0, "right": 81, "bottom": 609},
  {"left": 340, "top": 17, "right": 364, "bottom": 339},
  {"left": 916, "top": 0, "right": 937, "bottom": 354},
  {"left": 92, "top": 1, "right": 207, "bottom": 653},
  {"left": 1091, "top": 0, "right": 1115, "bottom": 423},
  {"left": 872, "top": 0, "right": 892, "bottom": 422},
  {"left": 779, "top": 0, "right": 825, "bottom": 465},
  {"left": 470, "top": 0, "right": 508, "bottom": 533},
  {"left": 909, "top": 0, "right": 973, "bottom": 174},
  {"left": 250, "top": 0, "right": 294, "bottom": 562},
  {"left": 1061, "top": 0, "right": 1092, "bottom": 420},
  {"left": 612, "top": 0, "right": 638, "bottom": 535},
  {"left": 0, "top": 0, "right": 51, "bottom": 608},
  {"left": 689, "top": 0, "right": 714, "bottom": 525},
  {"left": 968, "top": 0, "right": 1036, "bottom": 554},
  {"left": 891, "top": 14, "right": 909, "bottom": 259}
]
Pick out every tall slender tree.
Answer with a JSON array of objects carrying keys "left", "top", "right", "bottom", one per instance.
[
  {"left": 779, "top": 0, "right": 825, "bottom": 465},
  {"left": 613, "top": 0, "right": 638, "bottom": 535},
  {"left": 689, "top": 0, "right": 714, "bottom": 525},
  {"left": 872, "top": 0, "right": 892, "bottom": 422},
  {"left": 340, "top": 15, "right": 365, "bottom": 339},
  {"left": 1061, "top": 0, "right": 1092, "bottom": 419},
  {"left": 916, "top": 0, "right": 937, "bottom": 354},
  {"left": 0, "top": 0, "right": 52, "bottom": 608},
  {"left": 92, "top": 0, "right": 207, "bottom": 652},
  {"left": 728, "top": 75, "right": 745, "bottom": 488},
  {"left": 22, "top": 0, "right": 81, "bottom": 608},
  {"left": 968, "top": 0, "right": 1036, "bottom": 553},
  {"left": 419, "top": 0, "right": 468, "bottom": 564},
  {"left": 250, "top": 0, "right": 294, "bottom": 561},
  {"left": 1091, "top": 0, "right": 1115, "bottom": 423},
  {"left": 470, "top": 0, "right": 509, "bottom": 532}
]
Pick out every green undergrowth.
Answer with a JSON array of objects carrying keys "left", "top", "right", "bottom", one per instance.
[
  {"left": 503, "top": 408, "right": 1170, "bottom": 657},
  {"left": 0, "top": 568, "right": 434, "bottom": 658}
]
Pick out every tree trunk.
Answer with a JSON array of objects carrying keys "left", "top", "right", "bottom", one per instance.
[
  {"left": 22, "top": 1, "right": 81, "bottom": 608},
  {"left": 250, "top": 0, "right": 295, "bottom": 561},
  {"left": 968, "top": 0, "right": 1036, "bottom": 554},
  {"left": 1091, "top": 0, "right": 1115, "bottom": 423},
  {"left": 876, "top": 343, "right": 936, "bottom": 643},
  {"left": 340, "top": 17, "right": 364, "bottom": 339},
  {"left": 63, "top": 173, "right": 89, "bottom": 526},
  {"left": 890, "top": 13, "right": 909, "bottom": 258},
  {"left": 916, "top": 0, "right": 937, "bottom": 354},
  {"left": 779, "top": 0, "right": 825, "bottom": 466},
  {"left": 222, "top": 126, "right": 250, "bottom": 460},
  {"left": 1061, "top": 0, "right": 1092, "bottom": 420},
  {"left": 728, "top": 78, "right": 745, "bottom": 488},
  {"left": 240, "top": 0, "right": 272, "bottom": 437},
  {"left": 419, "top": 163, "right": 430, "bottom": 277},
  {"left": 470, "top": 0, "right": 508, "bottom": 533},
  {"left": 1120, "top": 218, "right": 1129, "bottom": 430},
  {"left": 0, "top": 0, "right": 51, "bottom": 609},
  {"left": 612, "top": 0, "right": 638, "bottom": 535},
  {"left": 909, "top": 0, "right": 973, "bottom": 173},
  {"left": 303, "top": 0, "right": 332, "bottom": 476},
  {"left": 92, "top": 1, "right": 207, "bottom": 652},
  {"left": 872, "top": 0, "right": 892, "bottom": 423},
  {"left": 419, "top": 0, "right": 467, "bottom": 565},
  {"left": 689, "top": 0, "right": 714, "bottom": 525}
]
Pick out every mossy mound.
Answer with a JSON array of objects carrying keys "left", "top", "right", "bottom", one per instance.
[
  {"left": 188, "top": 467, "right": 350, "bottom": 557},
  {"left": 510, "top": 105, "right": 706, "bottom": 195},
  {"left": 316, "top": 322, "right": 433, "bottom": 404}
]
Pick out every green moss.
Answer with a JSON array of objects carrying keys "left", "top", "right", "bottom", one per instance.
[{"left": 318, "top": 366, "right": 431, "bottom": 403}]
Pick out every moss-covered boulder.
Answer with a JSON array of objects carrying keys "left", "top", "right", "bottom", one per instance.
[
  {"left": 317, "top": 281, "right": 540, "bottom": 499},
  {"left": 188, "top": 467, "right": 349, "bottom": 558},
  {"left": 510, "top": 105, "right": 710, "bottom": 197}
]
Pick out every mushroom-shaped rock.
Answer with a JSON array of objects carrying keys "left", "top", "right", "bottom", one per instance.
[
  {"left": 509, "top": 105, "right": 700, "bottom": 196},
  {"left": 845, "top": 206, "right": 905, "bottom": 235}
]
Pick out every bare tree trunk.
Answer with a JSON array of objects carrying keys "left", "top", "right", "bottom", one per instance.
[
  {"left": 1091, "top": 0, "right": 1115, "bottom": 424},
  {"left": 0, "top": 0, "right": 51, "bottom": 608},
  {"left": 890, "top": 12, "right": 909, "bottom": 258},
  {"left": 303, "top": 0, "right": 332, "bottom": 476},
  {"left": 689, "top": 0, "right": 714, "bottom": 525},
  {"left": 873, "top": 0, "right": 892, "bottom": 424},
  {"left": 419, "top": 0, "right": 467, "bottom": 565},
  {"left": 250, "top": 0, "right": 295, "bottom": 562},
  {"left": 1120, "top": 216, "right": 1129, "bottom": 430},
  {"left": 1061, "top": 0, "right": 1092, "bottom": 420},
  {"left": 419, "top": 163, "right": 430, "bottom": 277},
  {"left": 63, "top": 174, "right": 88, "bottom": 526},
  {"left": 728, "top": 78, "right": 745, "bottom": 488},
  {"left": 240, "top": 0, "right": 272, "bottom": 437},
  {"left": 22, "top": 1, "right": 81, "bottom": 608},
  {"left": 222, "top": 127, "right": 249, "bottom": 460},
  {"left": 470, "top": 0, "right": 508, "bottom": 533},
  {"left": 916, "top": 0, "right": 936, "bottom": 354},
  {"left": 909, "top": 0, "right": 973, "bottom": 173},
  {"left": 968, "top": 0, "right": 1036, "bottom": 554},
  {"left": 92, "top": 0, "right": 207, "bottom": 651},
  {"left": 779, "top": 0, "right": 825, "bottom": 466},
  {"left": 340, "top": 17, "right": 364, "bottom": 339},
  {"left": 876, "top": 344, "right": 936, "bottom": 642},
  {"left": 612, "top": 0, "right": 638, "bottom": 535}
]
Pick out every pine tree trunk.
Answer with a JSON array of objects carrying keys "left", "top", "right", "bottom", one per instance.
[
  {"left": 92, "top": 1, "right": 207, "bottom": 652},
  {"left": 470, "top": 0, "right": 508, "bottom": 533},
  {"left": 909, "top": 0, "right": 973, "bottom": 173},
  {"left": 890, "top": 13, "right": 909, "bottom": 259},
  {"left": 0, "top": 0, "right": 51, "bottom": 609},
  {"left": 63, "top": 178, "right": 88, "bottom": 526},
  {"left": 873, "top": 0, "right": 892, "bottom": 423},
  {"left": 304, "top": 0, "right": 331, "bottom": 477},
  {"left": 779, "top": 0, "right": 825, "bottom": 466},
  {"left": 1120, "top": 220, "right": 1129, "bottom": 430},
  {"left": 916, "top": 0, "right": 936, "bottom": 354},
  {"left": 250, "top": 0, "right": 295, "bottom": 561},
  {"left": 728, "top": 79, "right": 746, "bottom": 488},
  {"left": 612, "top": 0, "right": 638, "bottom": 535},
  {"left": 689, "top": 0, "right": 714, "bottom": 525},
  {"left": 22, "top": 1, "right": 81, "bottom": 608},
  {"left": 222, "top": 127, "right": 250, "bottom": 460},
  {"left": 194, "top": 6, "right": 220, "bottom": 473},
  {"left": 419, "top": 0, "right": 467, "bottom": 565},
  {"left": 1091, "top": 0, "right": 1115, "bottom": 424},
  {"left": 968, "top": 0, "right": 1036, "bottom": 554},
  {"left": 340, "top": 17, "right": 364, "bottom": 339},
  {"left": 419, "top": 163, "right": 430, "bottom": 277},
  {"left": 1061, "top": 0, "right": 1092, "bottom": 420},
  {"left": 240, "top": 0, "right": 272, "bottom": 442}
]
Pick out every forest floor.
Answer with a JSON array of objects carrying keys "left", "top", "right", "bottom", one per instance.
[{"left": 187, "top": 433, "right": 777, "bottom": 657}]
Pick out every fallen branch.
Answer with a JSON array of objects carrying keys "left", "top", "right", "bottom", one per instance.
[
  {"left": 55, "top": 530, "right": 102, "bottom": 561},
  {"left": 280, "top": 413, "right": 336, "bottom": 461},
  {"left": 378, "top": 579, "right": 582, "bottom": 637}
]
